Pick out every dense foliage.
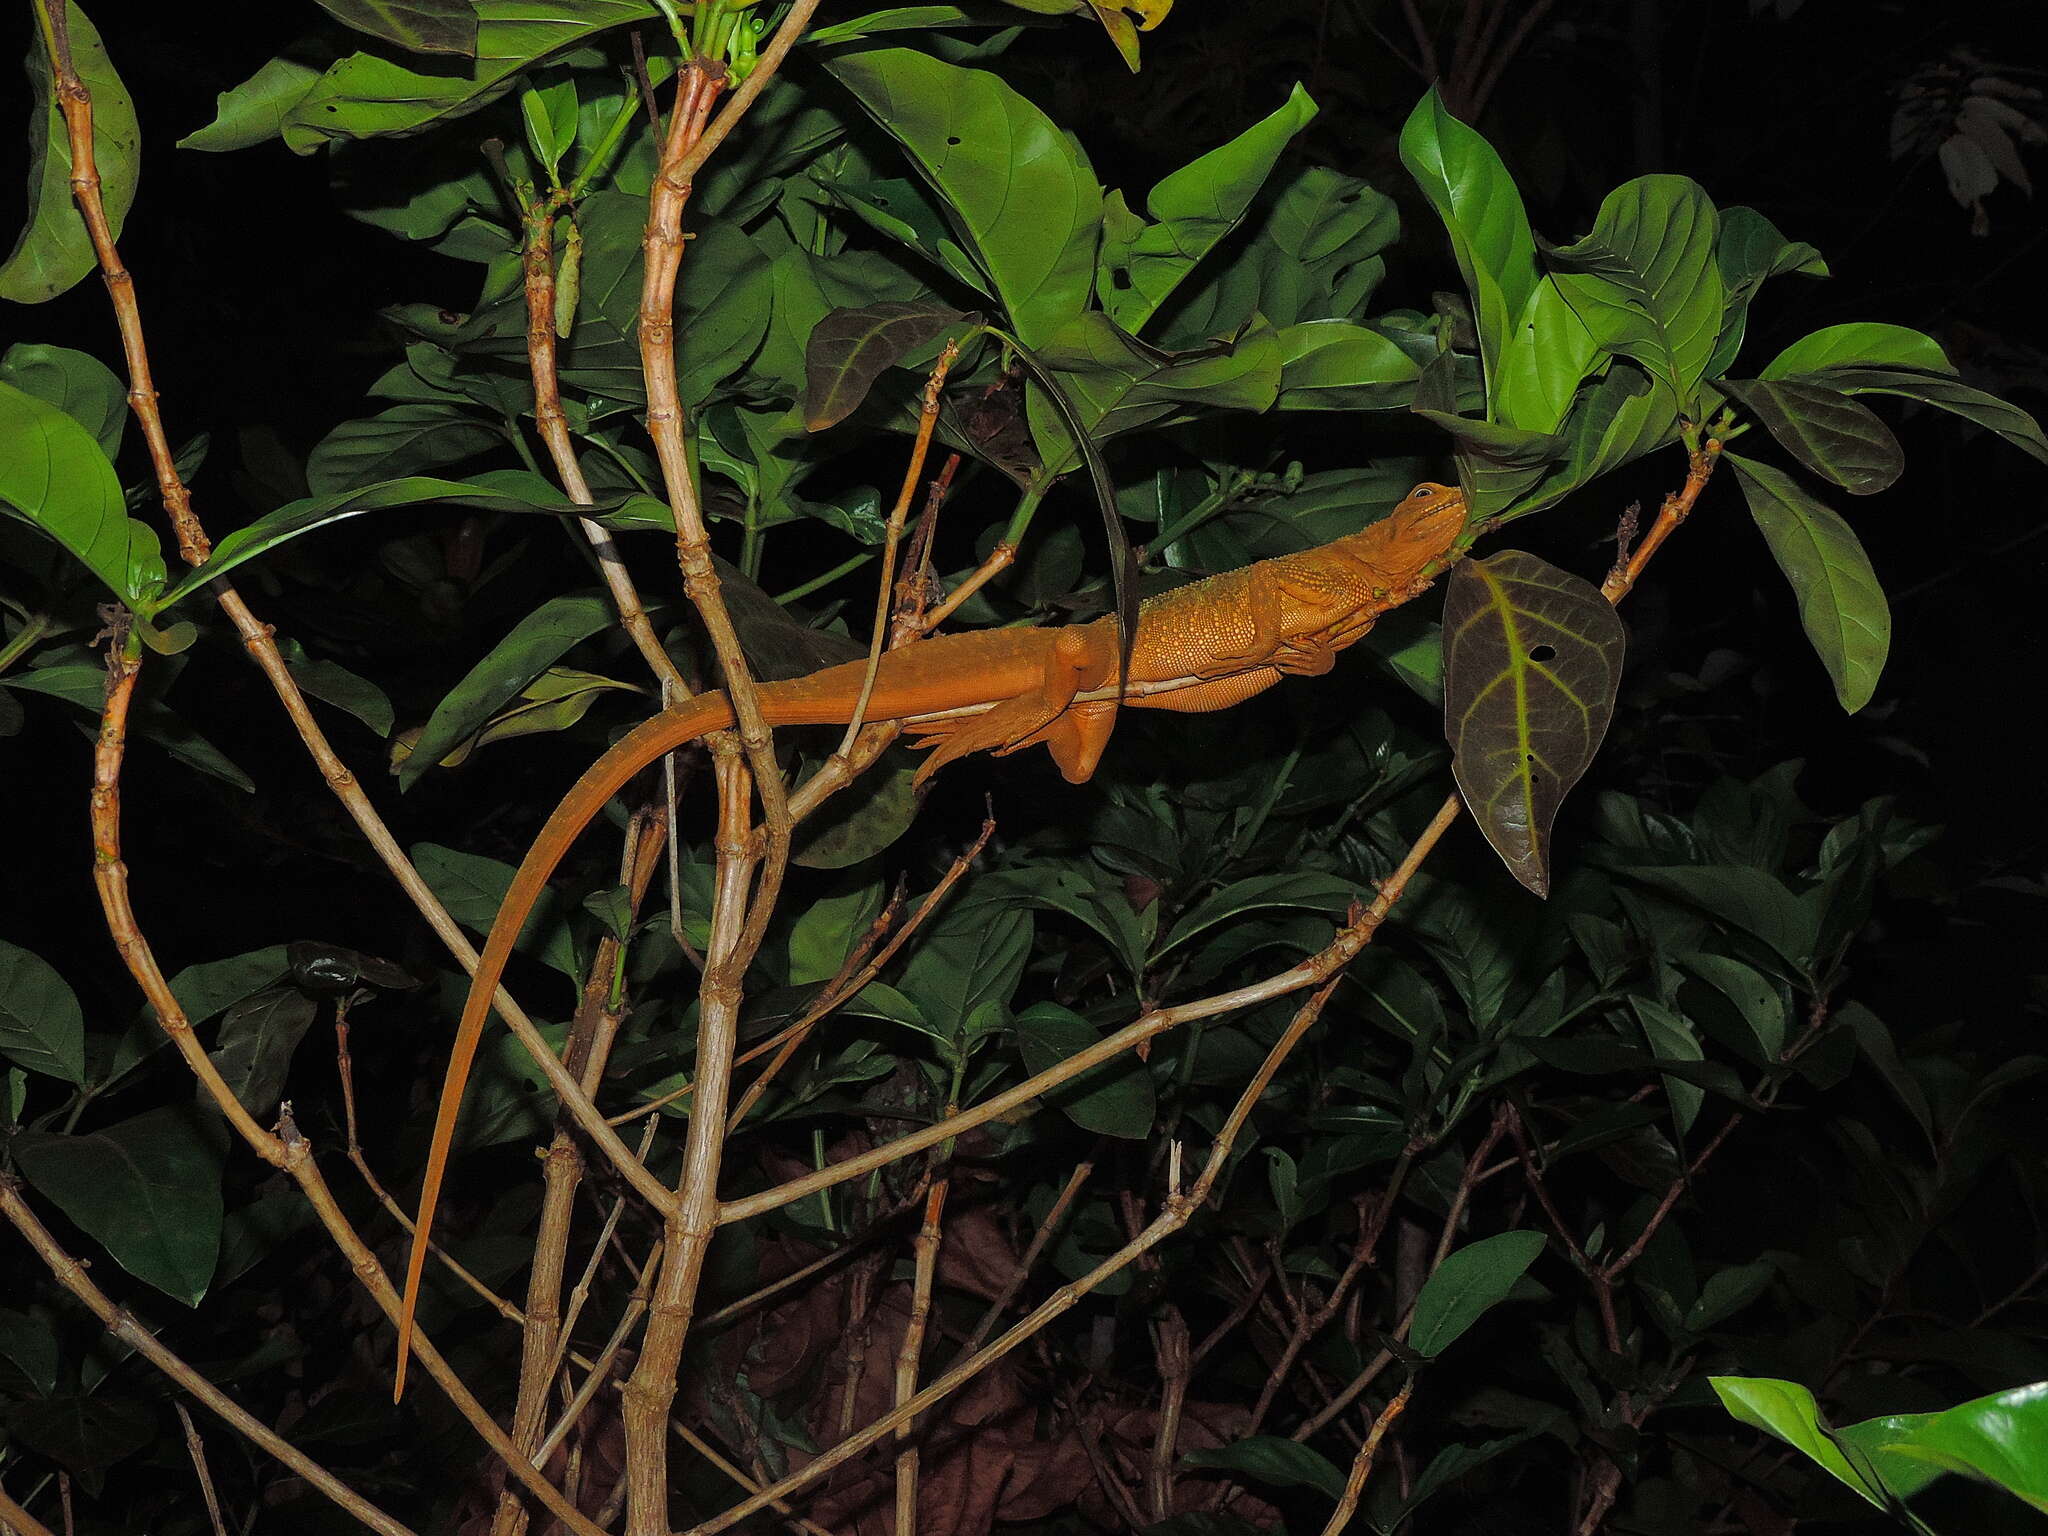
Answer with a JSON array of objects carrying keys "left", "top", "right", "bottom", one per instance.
[{"left": 2, "top": 4, "right": 2045, "bottom": 1534}]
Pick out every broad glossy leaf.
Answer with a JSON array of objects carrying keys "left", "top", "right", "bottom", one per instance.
[
  {"left": 983, "top": 866, "right": 1152, "bottom": 986},
  {"left": 273, "top": 0, "right": 654, "bottom": 154},
  {"left": 1155, "top": 167, "right": 1397, "bottom": 346},
  {"left": 402, "top": 591, "right": 615, "bottom": 787},
  {"left": 1413, "top": 353, "right": 1561, "bottom": 517},
  {"left": 206, "top": 988, "right": 318, "bottom": 1120},
  {"left": 1727, "top": 452, "right": 1889, "bottom": 711},
  {"left": 1182, "top": 1437, "right": 1347, "bottom": 1499},
  {"left": 180, "top": 57, "right": 325, "bottom": 153},
  {"left": 1760, "top": 322, "right": 1954, "bottom": 379},
  {"left": 1492, "top": 276, "right": 1600, "bottom": 435},
  {"left": 0, "top": 1, "right": 137, "bottom": 303},
  {"left": 830, "top": 48, "right": 1101, "bottom": 348},
  {"left": 0, "top": 343, "right": 125, "bottom": 459},
  {"left": 1806, "top": 367, "right": 2048, "bottom": 466},
  {"left": 0, "top": 939, "right": 86, "bottom": 1083},
  {"left": 1100, "top": 84, "right": 1317, "bottom": 332},
  {"left": 1704, "top": 206, "right": 1828, "bottom": 378},
  {"left": 12, "top": 1106, "right": 226, "bottom": 1305},
  {"left": 1842, "top": 1382, "right": 2048, "bottom": 1513},
  {"left": 1443, "top": 551, "right": 1625, "bottom": 897},
  {"left": 0, "top": 379, "right": 164, "bottom": 604},
  {"left": 804, "top": 301, "right": 979, "bottom": 431},
  {"left": 1399, "top": 88, "right": 1539, "bottom": 402},
  {"left": 305, "top": 403, "right": 504, "bottom": 495},
  {"left": 1031, "top": 313, "right": 1283, "bottom": 461},
  {"left": 819, "top": 177, "right": 992, "bottom": 299},
  {"left": 896, "top": 899, "right": 1032, "bottom": 1048},
  {"left": 1409, "top": 1230, "right": 1546, "bottom": 1355},
  {"left": 1718, "top": 379, "right": 1903, "bottom": 494},
  {"left": 1013, "top": 1001, "right": 1154, "bottom": 1138},
  {"left": 1272, "top": 320, "right": 1420, "bottom": 411},
  {"left": 1711, "top": 1377, "right": 1906, "bottom": 1513},
  {"left": 313, "top": 0, "right": 478, "bottom": 55},
  {"left": 785, "top": 878, "right": 886, "bottom": 987},
  {"left": 412, "top": 842, "right": 578, "bottom": 982},
  {"left": 1547, "top": 175, "right": 1722, "bottom": 410}
]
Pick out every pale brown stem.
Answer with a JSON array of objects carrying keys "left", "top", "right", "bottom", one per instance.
[
  {"left": 682, "top": 978, "right": 1349, "bottom": 1536},
  {"left": 1314, "top": 1378, "right": 1414, "bottom": 1536},
  {"left": 893, "top": 1175, "right": 950, "bottom": 1536},
  {"left": 521, "top": 202, "right": 688, "bottom": 698},
  {"left": 838, "top": 339, "right": 960, "bottom": 758},
  {"left": 2, "top": 1179, "right": 420, "bottom": 1536},
  {"left": 958, "top": 1157, "right": 1094, "bottom": 1358},
  {"left": 912, "top": 541, "right": 1017, "bottom": 635},
  {"left": 839, "top": 1255, "right": 885, "bottom": 1439},
  {"left": 0, "top": 1483, "right": 57, "bottom": 1536},
  {"left": 1149, "top": 1310, "right": 1192, "bottom": 1521},
  {"left": 535, "top": 1240, "right": 663, "bottom": 1467},
  {"left": 172, "top": 1405, "right": 227, "bottom": 1536}
]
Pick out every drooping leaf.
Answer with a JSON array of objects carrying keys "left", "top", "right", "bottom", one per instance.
[
  {"left": 1443, "top": 551, "right": 1626, "bottom": 896},
  {"left": 830, "top": 48, "right": 1101, "bottom": 349},
  {"left": 791, "top": 755, "right": 922, "bottom": 869},
  {"left": 279, "top": 638, "right": 396, "bottom": 737},
  {"left": 1399, "top": 87, "right": 1539, "bottom": 404},
  {"left": 1841, "top": 1382, "right": 2048, "bottom": 1514},
  {"left": 1630, "top": 996, "right": 1705, "bottom": 1135},
  {"left": 0, "top": 939, "right": 87, "bottom": 1083},
  {"left": 1718, "top": 379, "right": 1904, "bottom": 494},
  {"left": 1013, "top": 1000, "right": 1155, "bottom": 1138},
  {"left": 205, "top": 988, "right": 318, "bottom": 1120},
  {"left": 803, "top": 301, "right": 979, "bottom": 431},
  {"left": 1710, "top": 1377, "right": 1914, "bottom": 1516},
  {"left": 1, "top": 661, "right": 252, "bottom": 790},
  {"left": 1759, "top": 322, "right": 1955, "bottom": 380},
  {"left": 1409, "top": 1230, "right": 1546, "bottom": 1355},
  {"left": 1726, "top": 452, "right": 1890, "bottom": 711},
  {"left": 1182, "top": 1437, "right": 1348, "bottom": 1499},
  {"left": 12, "top": 1105, "right": 227, "bottom": 1306},
  {"left": 311, "top": 0, "right": 479, "bottom": 55},
  {"left": 1099, "top": 83, "right": 1317, "bottom": 332},
  {"left": 304, "top": 404, "right": 505, "bottom": 495},
  {"left": 179, "top": 56, "right": 325, "bottom": 153},
  {"left": 1703, "top": 206, "right": 1828, "bottom": 378},
  {"left": 1803, "top": 366, "right": 2048, "bottom": 466},
  {"left": 0, "top": 342, "right": 126, "bottom": 459},
  {"left": 0, "top": 1, "right": 138, "bottom": 304},
  {"left": 1154, "top": 872, "right": 1357, "bottom": 960},
  {"left": 165, "top": 946, "right": 293, "bottom": 1029},
  {"left": 466, "top": 667, "right": 641, "bottom": 752},
  {"left": 1545, "top": 175, "right": 1722, "bottom": 411},
  {"left": 0, "top": 378, "right": 165, "bottom": 604}
]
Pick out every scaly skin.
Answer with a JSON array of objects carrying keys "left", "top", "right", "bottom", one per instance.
[{"left": 391, "top": 481, "right": 1466, "bottom": 1394}]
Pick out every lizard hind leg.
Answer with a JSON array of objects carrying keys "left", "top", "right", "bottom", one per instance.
[{"left": 905, "top": 626, "right": 1107, "bottom": 785}]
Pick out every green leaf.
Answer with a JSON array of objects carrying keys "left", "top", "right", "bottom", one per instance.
[
  {"left": 1842, "top": 1382, "right": 2048, "bottom": 1513},
  {"left": 403, "top": 591, "right": 617, "bottom": 788},
  {"left": 519, "top": 77, "right": 577, "bottom": 181},
  {"left": 1013, "top": 1001, "right": 1155, "bottom": 1138},
  {"left": 792, "top": 756, "right": 922, "bottom": 869},
  {"left": 1687, "top": 1258, "right": 1776, "bottom": 1331},
  {"left": 165, "top": 946, "right": 292, "bottom": 1028},
  {"left": 1409, "top": 1230, "right": 1546, "bottom": 1356},
  {"left": 1679, "top": 953, "right": 1786, "bottom": 1059},
  {"left": 305, "top": 404, "right": 505, "bottom": 495},
  {"left": 1609, "top": 865, "right": 1821, "bottom": 981},
  {"left": 12, "top": 1106, "right": 227, "bottom": 1306},
  {"left": 1493, "top": 276, "right": 1600, "bottom": 435},
  {"left": 467, "top": 666, "right": 641, "bottom": 752},
  {"left": 1704, "top": 206, "right": 1828, "bottom": 379},
  {"left": 1154, "top": 872, "right": 1357, "bottom": 960},
  {"left": 1273, "top": 320, "right": 1421, "bottom": 412},
  {"left": 0, "top": 1306, "right": 61, "bottom": 1395},
  {"left": 0, "top": 378, "right": 165, "bottom": 604},
  {"left": 280, "top": 638, "right": 395, "bottom": 737},
  {"left": 1030, "top": 313, "right": 1284, "bottom": 462},
  {"left": 412, "top": 842, "right": 578, "bottom": 982},
  {"left": 785, "top": 878, "right": 885, "bottom": 986},
  {"left": 271, "top": 0, "right": 654, "bottom": 154},
  {"left": 4, "top": 1393, "right": 155, "bottom": 1491},
  {"left": 1399, "top": 87, "right": 1539, "bottom": 405},
  {"left": 829, "top": 48, "right": 1102, "bottom": 348},
  {"left": 1, "top": 662, "right": 253, "bottom": 790},
  {"left": 896, "top": 899, "right": 1032, "bottom": 1053},
  {"left": 1100, "top": 84, "right": 1317, "bottom": 332},
  {"left": 1630, "top": 997, "right": 1704, "bottom": 1135},
  {"left": 1442, "top": 551, "right": 1626, "bottom": 897},
  {"left": 1710, "top": 1377, "right": 1904, "bottom": 1514},
  {"left": 1717, "top": 379, "right": 1902, "bottom": 495},
  {"left": 803, "top": 301, "right": 979, "bottom": 431},
  {"left": 206, "top": 988, "right": 318, "bottom": 1120},
  {"left": 1759, "top": 322, "right": 1954, "bottom": 380},
  {"left": 0, "top": 2, "right": 139, "bottom": 304},
  {"left": 312, "top": 0, "right": 479, "bottom": 55},
  {"left": 1182, "top": 1436, "right": 1348, "bottom": 1499},
  {"left": 807, "top": 7, "right": 988, "bottom": 45},
  {"left": 0, "top": 342, "right": 126, "bottom": 459},
  {"left": 0, "top": 939, "right": 86, "bottom": 1083},
  {"left": 1546, "top": 175, "right": 1722, "bottom": 411},
  {"left": 1726, "top": 452, "right": 1889, "bottom": 712},
  {"left": 1804, "top": 366, "right": 2048, "bottom": 467},
  {"left": 179, "top": 56, "right": 324, "bottom": 152}
]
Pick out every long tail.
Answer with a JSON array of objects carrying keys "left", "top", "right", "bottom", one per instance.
[{"left": 392, "top": 692, "right": 736, "bottom": 1400}]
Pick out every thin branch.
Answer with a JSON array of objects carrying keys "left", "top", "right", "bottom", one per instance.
[
  {"left": 0, "top": 1483, "right": 57, "bottom": 1536},
  {"left": 958, "top": 1156, "right": 1095, "bottom": 1358},
  {"left": 173, "top": 1405, "right": 228, "bottom": 1536},
  {"left": 893, "top": 1173, "right": 950, "bottom": 1536},
  {"left": 2, "top": 1179, "right": 420, "bottom": 1536},
  {"left": 1314, "top": 1378, "right": 1414, "bottom": 1536}
]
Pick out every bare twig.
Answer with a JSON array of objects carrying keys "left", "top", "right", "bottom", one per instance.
[
  {"left": 173, "top": 1404, "right": 228, "bottom": 1536},
  {"left": 1314, "top": 1378, "right": 1414, "bottom": 1536},
  {"left": 958, "top": 1155, "right": 1095, "bottom": 1357},
  {"left": 893, "top": 1174, "right": 950, "bottom": 1536},
  {"left": 0, "top": 1482, "right": 57, "bottom": 1536}
]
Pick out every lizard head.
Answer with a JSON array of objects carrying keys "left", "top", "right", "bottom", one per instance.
[{"left": 1380, "top": 480, "right": 1468, "bottom": 573}]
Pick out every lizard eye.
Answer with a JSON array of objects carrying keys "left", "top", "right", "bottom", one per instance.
[{"left": 1411, "top": 486, "right": 1435, "bottom": 500}]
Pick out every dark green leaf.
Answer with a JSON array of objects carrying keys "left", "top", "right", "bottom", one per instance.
[
  {"left": 12, "top": 1106, "right": 227, "bottom": 1305},
  {"left": 1727, "top": 452, "right": 1890, "bottom": 711},
  {"left": 1410, "top": 1230, "right": 1546, "bottom": 1355},
  {"left": 1805, "top": 367, "right": 2048, "bottom": 466},
  {"left": 305, "top": 404, "right": 504, "bottom": 495},
  {"left": 1687, "top": 1259, "right": 1775, "bottom": 1331},
  {"left": 830, "top": 48, "right": 1101, "bottom": 348},
  {"left": 4, "top": 1394, "right": 155, "bottom": 1489},
  {"left": 896, "top": 899, "right": 1032, "bottom": 1048},
  {"left": 166, "top": 946, "right": 292, "bottom": 1028},
  {"left": 803, "top": 301, "right": 978, "bottom": 431},
  {"left": 1013, "top": 1001, "right": 1155, "bottom": 1138},
  {"left": 0, "top": 1, "right": 138, "bottom": 304},
  {"left": 0, "top": 938, "right": 86, "bottom": 1083},
  {"left": 1, "top": 662, "right": 253, "bottom": 790},
  {"left": 1704, "top": 206, "right": 1828, "bottom": 378},
  {"left": 312, "top": 0, "right": 479, "bottom": 55},
  {"left": 1608, "top": 864, "right": 1820, "bottom": 980},
  {"left": 1679, "top": 953, "right": 1786, "bottom": 1058},
  {"left": 1718, "top": 379, "right": 1903, "bottom": 494},
  {"left": 0, "top": 1306, "right": 60, "bottom": 1395},
  {"left": 793, "top": 756, "right": 922, "bottom": 869},
  {"left": 0, "top": 379, "right": 165, "bottom": 604},
  {"left": 1443, "top": 551, "right": 1626, "bottom": 897},
  {"left": 280, "top": 639, "right": 395, "bottom": 736},
  {"left": 206, "top": 988, "right": 318, "bottom": 1120},
  {"left": 1155, "top": 872, "right": 1357, "bottom": 960},
  {"left": 1182, "top": 1436, "right": 1347, "bottom": 1499},
  {"left": 412, "top": 842, "right": 578, "bottom": 982},
  {"left": 0, "top": 343, "right": 126, "bottom": 459},
  {"left": 1630, "top": 997, "right": 1704, "bottom": 1135}
]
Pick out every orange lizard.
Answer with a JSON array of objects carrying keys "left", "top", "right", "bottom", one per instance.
[{"left": 392, "top": 480, "right": 1466, "bottom": 1395}]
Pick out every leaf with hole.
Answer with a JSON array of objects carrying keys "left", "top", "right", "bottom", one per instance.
[{"left": 1443, "top": 551, "right": 1625, "bottom": 896}]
